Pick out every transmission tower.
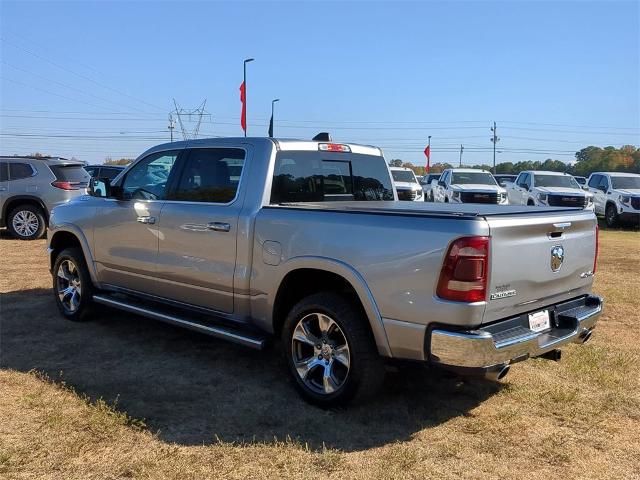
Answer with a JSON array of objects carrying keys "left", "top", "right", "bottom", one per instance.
[{"left": 171, "top": 99, "right": 211, "bottom": 140}]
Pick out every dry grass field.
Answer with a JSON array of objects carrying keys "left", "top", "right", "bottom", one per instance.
[{"left": 1, "top": 226, "right": 639, "bottom": 479}]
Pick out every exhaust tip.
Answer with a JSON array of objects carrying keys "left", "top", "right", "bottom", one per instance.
[
  {"left": 496, "top": 365, "right": 510, "bottom": 380},
  {"left": 580, "top": 329, "right": 593, "bottom": 344},
  {"left": 485, "top": 364, "right": 510, "bottom": 381}
]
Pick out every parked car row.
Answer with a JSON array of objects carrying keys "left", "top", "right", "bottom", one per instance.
[{"left": 396, "top": 167, "right": 639, "bottom": 226}]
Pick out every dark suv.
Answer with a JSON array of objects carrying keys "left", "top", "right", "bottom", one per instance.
[
  {"left": 0, "top": 156, "right": 89, "bottom": 239},
  {"left": 84, "top": 164, "right": 125, "bottom": 181}
]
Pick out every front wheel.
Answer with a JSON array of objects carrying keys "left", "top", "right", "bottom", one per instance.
[
  {"left": 53, "top": 247, "right": 95, "bottom": 321},
  {"left": 605, "top": 203, "right": 618, "bottom": 227},
  {"left": 282, "top": 292, "right": 385, "bottom": 407}
]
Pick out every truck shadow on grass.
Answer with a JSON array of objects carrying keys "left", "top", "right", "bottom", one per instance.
[{"left": 1, "top": 288, "right": 502, "bottom": 452}]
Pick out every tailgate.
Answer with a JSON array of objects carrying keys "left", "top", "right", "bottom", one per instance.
[{"left": 483, "top": 210, "right": 597, "bottom": 324}]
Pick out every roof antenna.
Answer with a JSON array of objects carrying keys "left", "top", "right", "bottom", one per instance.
[{"left": 312, "top": 132, "right": 332, "bottom": 142}]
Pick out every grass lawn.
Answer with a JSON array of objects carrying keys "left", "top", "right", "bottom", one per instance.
[{"left": 1, "top": 228, "right": 639, "bottom": 479}]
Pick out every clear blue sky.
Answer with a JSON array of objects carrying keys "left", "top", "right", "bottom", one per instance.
[{"left": 1, "top": 0, "right": 638, "bottom": 165}]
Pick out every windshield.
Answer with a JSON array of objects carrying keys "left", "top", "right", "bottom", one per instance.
[
  {"left": 535, "top": 174, "right": 579, "bottom": 188},
  {"left": 611, "top": 176, "right": 640, "bottom": 189},
  {"left": 391, "top": 170, "right": 417, "bottom": 183},
  {"left": 451, "top": 171, "right": 496, "bottom": 185}
]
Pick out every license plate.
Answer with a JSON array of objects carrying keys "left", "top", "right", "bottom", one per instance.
[{"left": 528, "top": 310, "right": 551, "bottom": 332}]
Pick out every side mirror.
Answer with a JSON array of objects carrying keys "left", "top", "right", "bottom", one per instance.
[
  {"left": 88, "top": 177, "right": 110, "bottom": 197},
  {"left": 598, "top": 186, "right": 607, "bottom": 193},
  {"left": 88, "top": 177, "right": 122, "bottom": 198},
  {"left": 582, "top": 185, "right": 589, "bottom": 191}
]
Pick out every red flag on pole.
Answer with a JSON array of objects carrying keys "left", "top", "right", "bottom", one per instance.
[
  {"left": 239, "top": 81, "right": 247, "bottom": 132},
  {"left": 424, "top": 145, "right": 431, "bottom": 173}
]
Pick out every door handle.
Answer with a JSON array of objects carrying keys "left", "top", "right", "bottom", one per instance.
[
  {"left": 207, "top": 222, "right": 230, "bottom": 232},
  {"left": 137, "top": 216, "right": 156, "bottom": 224},
  {"left": 0, "top": 186, "right": 6, "bottom": 191}
]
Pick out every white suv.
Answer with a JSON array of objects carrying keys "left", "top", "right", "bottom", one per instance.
[
  {"left": 586, "top": 172, "right": 640, "bottom": 227},
  {"left": 507, "top": 170, "right": 594, "bottom": 210},
  {"left": 389, "top": 167, "right": 423, "bottom": 201},
  {"left": 432, "top": 168, "right": 508, "bottom": 205}
]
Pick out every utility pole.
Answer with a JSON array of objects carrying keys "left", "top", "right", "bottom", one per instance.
[
  {"left": 490, "top": 121, "right": 500, "bottom": 174},
  {"left": 168, "top": 113, "right": 175, "bottom": 142},
  {"left": 459, "top": 144, "right": 464, "bottom": 167}
]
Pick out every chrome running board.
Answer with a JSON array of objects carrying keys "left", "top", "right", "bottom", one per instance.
[{"left": 92, "top": 294, "right": 266, "bottom": 350}]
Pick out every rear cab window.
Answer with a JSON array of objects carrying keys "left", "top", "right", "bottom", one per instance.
[{"left": 270, "top": 151, "right": 394, "bottom": 204}]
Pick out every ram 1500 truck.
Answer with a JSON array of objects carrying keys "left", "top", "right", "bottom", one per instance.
[{"left": 48, "top": 138, "right": 602, "bottom": 406}]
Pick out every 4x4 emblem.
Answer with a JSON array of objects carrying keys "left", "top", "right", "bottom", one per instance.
[{"left": 550, "top": 245, "right": 564, "bottom": 272}]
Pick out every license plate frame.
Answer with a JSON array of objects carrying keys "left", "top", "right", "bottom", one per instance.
[{"left": 528, "top": 309, "right": 551, "bottom": 333}]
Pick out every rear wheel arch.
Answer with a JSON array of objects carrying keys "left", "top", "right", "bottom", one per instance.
[
  {"left": 3, "top": 196, "right": 48, "bottom": 222},
  {"left": 271, "top": 264, "right": 391, "bottom": 357}
]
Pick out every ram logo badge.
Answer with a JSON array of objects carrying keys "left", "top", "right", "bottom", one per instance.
[{"left": 550, "top": 245, "right": 565, "bottom": 272}]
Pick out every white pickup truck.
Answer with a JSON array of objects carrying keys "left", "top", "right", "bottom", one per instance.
[
  {"left": 586, "top": 171, "right": 640, "bottom": 226},
  {"left": 507, "top": 171, "right": 594, "bottom": 210},
  {"left": 432, "top": 168, "right": 508, "bottom": 205},
  {"left": 389, "top": 167, "right": 423, "bottom": 201}
]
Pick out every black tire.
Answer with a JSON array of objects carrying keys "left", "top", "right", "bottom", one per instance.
[
  {"left": 7, "top": 204, "right": 46, "bottom": 240},
  {"left": 282, "top": 292, "right": 385, "bottom": 407},
  {"left": 605, "top": 203, "right": 619, "bottom": 228},
  {"left": 52, "top": 247, "right": 95, "bottom": 321}
]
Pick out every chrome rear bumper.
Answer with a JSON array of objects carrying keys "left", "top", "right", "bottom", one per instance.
[{"left": 429, "top": 295, "right": 602, "bottom": 371}]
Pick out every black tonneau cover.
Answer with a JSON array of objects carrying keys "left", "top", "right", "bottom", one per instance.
[{"left": 269, "top": 201, "right": 588, "bottom": 219}]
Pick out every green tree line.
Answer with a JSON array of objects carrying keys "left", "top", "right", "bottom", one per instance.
[{"left": 390, "top": 145, "right": 640, "bottom": 176}]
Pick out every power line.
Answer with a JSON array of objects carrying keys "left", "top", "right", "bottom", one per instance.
[
  {"left": 0, "top": 36, "right": 166, "bottom": 112},
  {"left": 1, "top": 61, "right": 148, "bottom": 113},
  {"left": 0, "top": 76, "right": 125, "bottom": 110}
]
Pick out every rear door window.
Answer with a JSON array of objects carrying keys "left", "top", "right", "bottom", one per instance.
[
  {"left": 170, "top": 148, "right": 245, "bottom": 203},
  {"left": 270, "top": 151, "right": 393, "bottom": 203},
  {"left": 8, "top": 162, "right": 35, "bottom": 180}
]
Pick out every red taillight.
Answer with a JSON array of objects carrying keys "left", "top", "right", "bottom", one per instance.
[
  {"left": 593, "top": 224, "right": 599, "bottom": 274},
  {"left": 436, "top": 236, "right": 489, "bottom": 302},
  {"left": 51, "top": 181, "right": 82, "bottom": 190}
]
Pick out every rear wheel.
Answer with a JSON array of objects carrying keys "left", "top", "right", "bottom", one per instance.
[
  {"left": 605, "top": 203, "right": 618, "bottom": 228},
  {"left": 8, "top": 204, "right": 46, "bottom": 240},
  {"left": 53, "top": 247, "right": 95, "bottom": 321},
  {"left": 282, "top": 292, "right": 385, "bottom": 407}
]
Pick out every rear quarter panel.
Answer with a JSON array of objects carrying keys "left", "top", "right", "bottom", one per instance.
[{"left": 250, "top": 207, "right": 489, "bottom": 331}]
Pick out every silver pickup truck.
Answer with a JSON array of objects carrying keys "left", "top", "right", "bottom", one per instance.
[{"left": 47, "top": 138, "right": 602, "bottom": 406}]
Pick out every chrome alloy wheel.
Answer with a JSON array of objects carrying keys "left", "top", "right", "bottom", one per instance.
[
  {"left": 291, "top": 312, "right": 351, "bottom": 395},
  {"left": 56, "top": 260, "right": 82, "bottom": 313},
  {"left": 12, "top": 210, "right": 39, "bottom": 237}
]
